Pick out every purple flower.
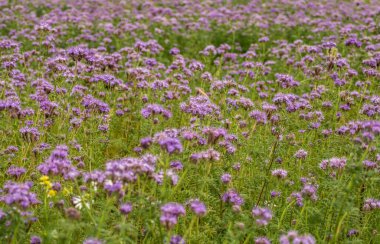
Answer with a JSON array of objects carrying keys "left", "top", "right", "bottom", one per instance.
[
  {"left": 7, "top": 166, "right": 26, "bottom": 178},
  {"left": 169, "top": 48, "right": 180, "bottom": 55},
  {"left": 180, "top": 96, "right": 220, "bottom": 118},
  {"left": 0, "top": 181, "right": 40, "bottom": 209},
  {"left": 363, "top": 198, "right": 380, "bottom": 211},
  {"left": 363, "top": 160, "right": 377, "bottom": 170},
  {"left": 82, "top": 95, "right": 110, "bottom": 114},
  {"left": 222, "top": 190, "right": 244, "bottom": 207},
  {"left": 255, "top": 237, "right": 271, "bottom": 244},
  {"left": 301, "top": 183, "right": 318, "bottom": 201},
  {"left": 37, "top": 145, "right": 79, "bottom": 180},
  {"left": 221, "top": 173, "right": 232, "bottom": 184},
  {"left": 89, "top": 74, "right": 122, "bottom": 88},
  {"left": 83, "top": 238, "right": 103, "bottom": 244},
  {"left": 279, "top": 231, "right": 315, "bottom": 244},
  {"left": 160, "top": 203, "right": 186, "bottom": 229},
  {"left": 188, "top": 199, "right": 207, "bottom": 217},
  {"left": 141, "top": 104, "right": 172, "bottom": 119},
  {"left": 275, "top": 74, "right": 300, "bottom": 88},
  {"left": 170, "top": 235, "right": 185, "bottom": 244},
  {"left": 19, "top": 126, "right": 40, "bottom": 142},
  {"left": 120, "top": 203, "right": 133, "bottom": 216},
  {"left": 271, "top": 191, "right": 281, "bottom": 198},
  {"left": 30, "top": 236, "right": 42, "bottom": 244},
  {"left": 294, "top": 149, "right": 308, "bottom": 159},
  {"left": 249, "top": 110, "right": 268, "bottom": 124},
  {"left": 320, "top": 157, "right": 347, "bottom": 171},
  {"left": 170, "top": 161, "right": 183, "bottom": 171},
  {"left": 252, "top": 207, "right": 273, "bottom": 226},
  {"left": 288, "top": 192, "right": 304, "bottom": 207},
  {"left": 67, "top": 46, "right": 88, "bottom": 61},
  {"left": 0, "top": 209, "right": 6, "bottom": 220},
  {"left": 190, "top": 148, "right": 220, "bottom": 163},
  {"left": 158, "top": 137, "right": 183, "bottom": 154},
  {"left": 272, "top": 169, "right": 288, "bottom": 179},
  {"left": 105, "top": 154, "right": 157, "bottom": 184},
  {"left": 347, "top": 229, "right": 359, "bottom": 237},
  {"left": 345, "top": 37, "right": 362, "bottom": 48},
  {"left": 140, "top": 137, "right": 153, "bottom": 149}
]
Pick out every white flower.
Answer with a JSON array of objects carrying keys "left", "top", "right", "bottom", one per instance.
[
  {"left": 91, "top": 182, "right": 98, "bottom": 192},
  {"left": 72, "top": 195, "right": 92, "bottom": 210}
]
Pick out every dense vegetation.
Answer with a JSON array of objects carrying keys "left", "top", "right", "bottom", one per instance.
[{"left": 0, "top": 0, "right": 380, "bottom": 243}]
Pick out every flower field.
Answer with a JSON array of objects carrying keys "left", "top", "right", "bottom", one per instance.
[{"left": 0, "top": 0, "right": 380, "bottom": 243}]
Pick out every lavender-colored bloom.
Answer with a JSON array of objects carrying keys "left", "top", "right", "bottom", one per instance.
[
  {"left": 0, "top": 209, "right": 6, "bottom": 220},
  {"left": 105, "top": 154, "right": 157, "bottom": 183},
  {"left": 363, "top": 160, "right": 377, "bottom": 170},
  {"left": 255, "top": 237, "right": 271, "bottom": 244},
  {"left": 7, "top": 166, "right": 26, "bottom": 178},
  {"left": 30, "top": 236, "right": 42, "bottom": 244},
  {"left": 294, "top": 149, "right": 308, "bottom": 159},
  {"left": 160, "top": 203, "right": 186, "bottom": 229},
  {"left": 347, "top": 229, "right": 359, "bottom": 237},
  {"left": 37, "top": 145, "right": 79, "bottom": 180},
  {"left": 279, "top": 231, "right": 315, "bottom": 244},
  {"left": 170, "top": 161, "right": 183, "bottom": 171},
  {"left": 250, "top": 110, "right": 268, "bottom": 124},
  {"left": 83, "top": 238, "right": 103, "bottom": 244},
  {"left": 90, "top": 74, "right": 122, "bottom": 88},
  {"left": 272, "top": 169, "right": 288, "bottom": 179},
  {"left": 83, "top": 170, "right": 106, "bottom": 183},
  {"left": 120, "top": 203, "right": 133, "bottom": 216},
  {"left": 252, "top": 207, "right": 273, "bottom": 226},
  {"left": 363, "top": 198, "right": 380, "bottom": 211},
  {"left": 188, "top": 199, "right": 207, "bottom": 217},
  {"left": 4, "top": 146, "right": 18, "bottom": 154},
  {"left": 0, "top": 181, "right": 40, "bottom": 209},
  {"left": 170, "top": 235, "right": 185, "bottom": 244},
  {"left": 169, "top": 48, "right": 180, "bottom": 55},
  {"left": 271, "top": 191, "right": 281, "bottom": 198},
  {"left": 164, "top": 169, "right": 179, "bottom": 186},
  {"left": 82, "top": 95, "right": 110, "bottom": 114},
  {"left": 232, "top": 163, "right": 241, "bottom": 171},
  {"left": 20, "top": 126, "right": 40, "bottom": 142},
  {"left": 222, "top": 190, "right": 244, "bottom": 207},
  {"left": 275, "top": 74, "right": 300, "bottom": 88},
  {"left": 320, "top": 157, "right": 347, "bottom": 171},
  {"left": 203, "top": 127, "right": 227, "bottom": 144},
  {"left": 288, "top": 192, "right": 304, "bottom": 207},
  {"left": 345, "top": 37, "right": 362, "bottom": 48},
  {"left": 301, "top": 184, "right": 318, "bottom": 201},
  {"left": 180, "top": 96, "right": 220, "bottom": 118},
  {"left": 190, "top": 148, "right": 220, "bottom": 163},
  {"left": 158, "top": 137, "right": 183, "bottom": 154},
  {"left": 140, "top": 137, "right": 153, "bottom": 149},
  {"left": 221, "top": 173, "right": 232, "bottom": 184},
  {"left": 141, "top": 104, "right": 172, "bottom": 119}
]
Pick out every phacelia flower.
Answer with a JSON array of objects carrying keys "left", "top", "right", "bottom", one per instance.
[
  {"left": 252, "top": 207, "right": 273, "bottom": 226},
  {"left": 160, "top": 203, "right": 186, "bottom": 229}
]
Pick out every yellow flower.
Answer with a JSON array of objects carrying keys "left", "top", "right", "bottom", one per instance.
[
  {"left": 39, "top": 175, "right": 50, "bottom": 182},
  {"left": 40, "top": 175, "right": 53, "bottom": 189},
  {"left": 63, "top": 186, "right": 73, "bottom": 196},
  {"left": 48, "top": 189, "right": 57, "bottom": 197},
  {"left": 45, "top": 181, "right": 53, "bottom": 188}
]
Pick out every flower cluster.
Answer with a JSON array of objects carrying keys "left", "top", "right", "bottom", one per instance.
[
  {"left": 160, "top": 203, "right": 186, "bottom": 229},
  {"left": 37, "top": 145, "right": 79, "bottom": 180},
  {"left": 0, "top": 181, "right": 40, "bottom": 209},
  {"left": 252, "top": 207, "right": 273, "bottom": 226}
]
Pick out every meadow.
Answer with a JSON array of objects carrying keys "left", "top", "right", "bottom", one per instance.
[{"left": 0, "top": 0, "right": 380, "bottom": 243}]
